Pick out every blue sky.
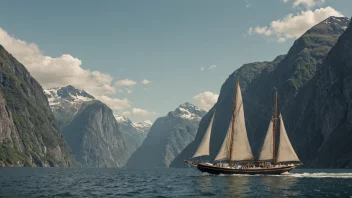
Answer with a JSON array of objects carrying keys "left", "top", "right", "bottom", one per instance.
[{"left": 0, "top": 0, "right": 351, "bottom": 122}]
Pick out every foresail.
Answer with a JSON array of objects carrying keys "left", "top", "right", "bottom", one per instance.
[
  {"left": 276, "top": 115, "right": 300, "bottom": 162},
  {"left": 258, "top": 120, "right": 273, "bottom": 161},
  {"left": 192, "top": 111, "right": 216, "bottom": 158},
  {"left": 214, "top": 82, "right": 254, "bottom": 161}
]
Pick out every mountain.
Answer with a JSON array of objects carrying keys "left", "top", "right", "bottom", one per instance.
[
  {"left": 114, "top": 115, "right": 152, "bottom": 154},
  {"left": 171, "top": 16, "right": 350, "bottom": 168},
  {"left": 44, "top": 86, "right": 94, "bottom": 128},
  {"left": 62, "top": 100, "right": 129, "bottom": 167},
  {"left": 125, "top": 102, "right": 206, "bottom": 168},
  {"left": 44, "top": 85, "right": 150, "bottom": 167},
  {"left": 307, "top": 17, "right": 352, "bottom": 168},
  {"left": 0, "top": 45, "right": 74, "bottom": 167},
  {"left": 133, "top": 120, "right": 153, "bottom": 133}
]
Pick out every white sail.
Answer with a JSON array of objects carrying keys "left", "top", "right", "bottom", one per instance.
[
  {"left": 215, "top": 82, "right": 255, "bottom": 161},
  {"left": 214, "top": 118, "right": 232, "bottom": 161},
  {"left": 258, "top": 120, "right": 274, "bottom": 161},
  {"left": 192, "top": 111, "right": 216, "bottom": 158},
  {"left": 276, "top": 115, "right": 300, "bottom": 162}
]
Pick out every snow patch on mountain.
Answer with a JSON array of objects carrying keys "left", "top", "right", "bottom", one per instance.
[
  {"left": 174, "top": 102, "right": 206, "bottom": 121},
  {"left": 44, "top": 85, "right": 95, "bottom": 128},
  {"left": 44, "top": 85, "right": 94, "bottom": 109},
  {"left": 114, "top": 115, "right": 152, "bottom": 134},
  {"left": 133, "top": 120, "right": 153, "bottom": 133},
  {"left": 115, "top": 115, "right": 131, "bottom": 123}
]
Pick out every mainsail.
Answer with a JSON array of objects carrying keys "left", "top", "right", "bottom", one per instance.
[
  {"left": 258, "top": 120, "right": 274, "bottom": 161},
  {"left": 276, "top": 115, "right": 300, "bottom": 162},
  {"left": 214, "top": 82, "right": 254, "bottom": 161},
  {"left": 192, "top": 110, "right": 216, "bottom": 158}
]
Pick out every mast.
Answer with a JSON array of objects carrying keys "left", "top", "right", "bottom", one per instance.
[
  {"left": 228, "top": 80, "right": 239, "bottom": 166},
  {"left": 272, "top": 89, "right": 278, "bottom": 164},
  {"left": 214, "top": 80, "right": 254, "bottom": 162}
]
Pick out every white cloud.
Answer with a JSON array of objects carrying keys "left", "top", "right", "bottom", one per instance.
[
  {"left": 97, "top": 95, "right": 131, "bottom": 110},
  {"left": 200, "top": 67, "right": 205, "bottom": 71},
  {"left": 123, "top": 108, "right": 157, "bottom": 117},
  {"left": 122, "top": 111, "right": 131, "bottom": 116},
  {"left": 140, "top": 79, "right": 150, "bottom": 85},
  {"left": 208, "top": 65, "right": 217, "bottom": 70},
  {"left": 193, "top": 91, "right": 219, "bottom": 111},
  {"left": 282, "top": 0, "right": 325, "bottom": 9},
  {"left": 245, "top": 0, "right": 251, "bottom": 8},
  {"left": 0, "top": 26, "right": 131, "bottom": 111},
  {"left": 277, "top": 37, "right": 286, "bottom": 43},
  {"left": 115, "top": 79, "right": 136, "bottom": 86},
  {"left": 248, "top": 6, "right": 343, "bottom": 43}
]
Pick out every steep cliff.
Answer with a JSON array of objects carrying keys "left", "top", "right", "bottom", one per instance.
[
  {"left": 125, "top": 103, "right": 206, "bottom": 168},
  {"left": 308, "top": 17, "right": 352, "bottom": 168},
  {"left": 62, "top": 100, "right": 129, "bottom": 167},
  {"left": 0, "top": 45, "right": 74, "bottom": 167},
  {"left": 171, "top": 16, "right": 349, "bottom": 168}
]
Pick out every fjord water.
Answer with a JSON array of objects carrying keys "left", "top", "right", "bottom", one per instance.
[{"left": 0, "top": 168, "right": 352, "bottom": 197}]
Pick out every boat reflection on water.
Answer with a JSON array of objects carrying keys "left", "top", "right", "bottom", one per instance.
[
  {"left": 259, "top": 175, "right": 299, "bottom": 197},
  {"left": 194, "top": 173, "right": 300, "bottom": 197},
  {"left": 225, "top": 176, "right": 251, "bottom": 197},
  {"left": 195, "top": 175, "right": 250, "bottom": 197},
  {"left": 196, "top": 176, "right": 212, "bottom": 195}
]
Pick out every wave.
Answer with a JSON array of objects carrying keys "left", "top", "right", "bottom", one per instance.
[
  {"left": 214, "top": 172, "right": 352, "bottom": 178},
  {"left": 287, "top": 172, "right": 352, "bottom": 178}
]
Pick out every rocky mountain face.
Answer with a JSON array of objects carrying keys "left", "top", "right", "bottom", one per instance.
[
  {"left": 62, "top": 100, "right": 129, "bottom": 167},
  {"left": 44, "top": 85, "right": 150, "bottom": 167},
  {"left": 115, "top": 115, "right": 151, "bottom": 154},
  {"left": 125, "top": 102, "right": 206, "bottom": 168},
  {"left": 171, "top": 16, "right": 350, "bottom": 168},
  {"left": 0, "top": 45, "right": 74, "bottom": 167},
  {"left": 307, "top": 17, "right": 352, "bottom": 168},
  {"left": 44, "top": 86, "right": 94, "bottom": 128}
]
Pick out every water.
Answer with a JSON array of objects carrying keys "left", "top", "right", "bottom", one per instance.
[{"left": 1, "top": 168, "right": 352, "bottom": 197}]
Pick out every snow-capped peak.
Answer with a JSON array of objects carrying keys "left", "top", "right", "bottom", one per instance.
[
  {"left": 174, "top": 102, "right": 206, "bottom": 120},
  {"left": 114, "top": 115, "right": 131, "bottom": 123},
  {"left": 114, "top": 115, "right": 152, "bottom": 134},
  {"left": 133, "top": 120, "right": 152, "bottom": 133},
  {"left": 133, "top": 120, "right": 152, "bottom": 128},
  {"left": 320, "top": 17, "right": 349, "bottom": 29},
  {"left": 44, "top": 85, "right": 94, "bottom": 108}
]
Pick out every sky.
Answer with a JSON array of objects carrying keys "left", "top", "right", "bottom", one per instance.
[{"left": 0, "top": 0, "right": 351, "bottom": 122}]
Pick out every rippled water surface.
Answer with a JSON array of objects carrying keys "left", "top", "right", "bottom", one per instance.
[{"left": 1, "top": 168, "right": 352, "bottom": 197}]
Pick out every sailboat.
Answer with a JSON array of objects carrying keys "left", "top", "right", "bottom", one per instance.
[{"left": 184, "top": 80, "right": 302, "bottom": 175}]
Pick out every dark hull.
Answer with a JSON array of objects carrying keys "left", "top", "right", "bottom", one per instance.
[{"left": 196, "top": 163, "right": 295, "bottom": 175}]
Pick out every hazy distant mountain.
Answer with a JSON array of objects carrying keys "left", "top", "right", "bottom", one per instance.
[
  {"left": 114, "top": 115, "right": 152, "bottom": 154},
  {"left": 171, "top": 16, "right": 350, "bottom": 168},
  {"left": 63, "top": 100, "right": 129, "bottom": 167},
  {"left": 125, "top": 102, "right": 206, "bottom": 168},
  {"left": 0, "top": 45, "right": 74, "bottom": 167},
  {"left": 44, "top": 85, "right": 94, "bottom": 128}
]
